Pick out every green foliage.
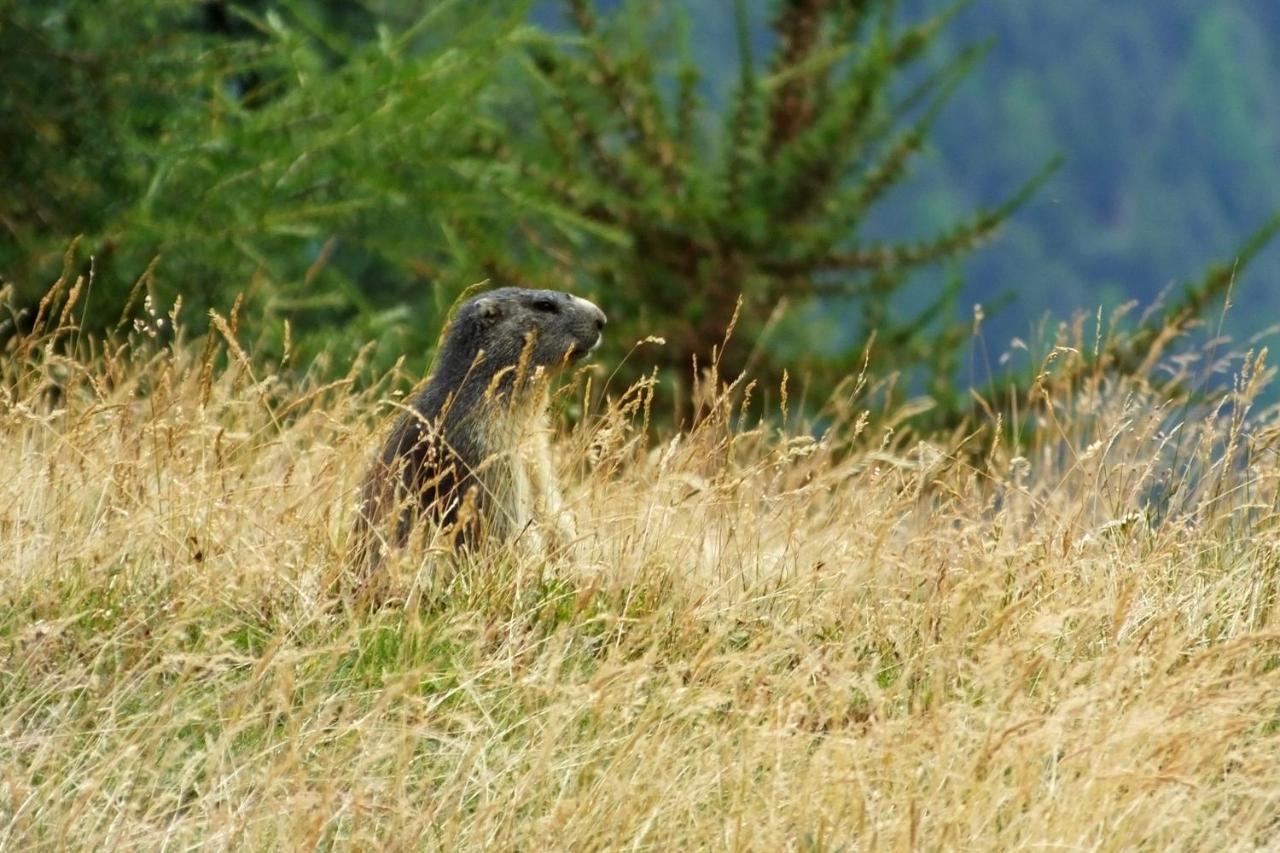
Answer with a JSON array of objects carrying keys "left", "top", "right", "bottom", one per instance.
[
  {"left": 3, "top": 0, "right": 1272, "bottom": 421},
  {"left": 3, "top": 0, "right": 1051, "bottom": 411},
  {"left": 1, "top": 0, "right": 190, "bottom": 290},
  {"left": 492, "top": 0, "right": 1057, "bottom": 411},
  {"left": 3, "top": 0, "right": 530, "bottom": 369}
]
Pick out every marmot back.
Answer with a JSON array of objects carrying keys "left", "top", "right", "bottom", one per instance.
[{"left": 353, "top": 287, "right": 606, "bottom": 572}]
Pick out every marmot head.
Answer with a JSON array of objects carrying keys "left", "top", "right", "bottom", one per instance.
[{"left": 441, "top": 287, "right": 607, "bottom": 386}]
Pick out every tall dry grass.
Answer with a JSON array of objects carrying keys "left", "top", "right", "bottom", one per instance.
[{"left": 3, "top": 279, "right": 1280, "bottom": 850}]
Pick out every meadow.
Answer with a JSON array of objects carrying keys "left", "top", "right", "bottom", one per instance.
[{"left": 3, "top": 279, "right": 1280, "bottom": 849}]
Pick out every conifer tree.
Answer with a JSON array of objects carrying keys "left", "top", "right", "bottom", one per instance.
[
  {"left": 4, "top": 0, "right": 1272, "bottom": 423},
  {"left": 477, "top": 0, "right": 1060, "bottom": 413}
]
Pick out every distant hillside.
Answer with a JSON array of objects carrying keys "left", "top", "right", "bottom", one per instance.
[{"left": 886, "top": 0, "right": 1280, "bottom": 352}]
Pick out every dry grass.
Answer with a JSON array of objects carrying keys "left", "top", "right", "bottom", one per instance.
[{"left": 3, "top": 285, "right": 1280, "bottom": 850}]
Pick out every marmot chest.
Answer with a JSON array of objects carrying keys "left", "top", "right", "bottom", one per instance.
[{"left": 473, "top": 399, "right": 556, "bottom": 534}]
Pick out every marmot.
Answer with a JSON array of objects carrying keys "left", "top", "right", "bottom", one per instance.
[{"left": 353, "top": 287, "right": 606, "bottom": 572}]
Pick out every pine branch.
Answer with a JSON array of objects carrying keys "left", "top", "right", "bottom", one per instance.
[
  {"left": 672, "top": 10, "right": 701, "bottom": 160},
  {"left": 766, "top": 0, "right": 828, "bottom": 158},
  {"left": 471, "top": 125, "right": 627, "bottom": 233},
  {"left": 763, "top": 155, "right": 1062, "bottom": 276},
  {"left": 765, "top": 27, "right": 891, "bottom": 225},
  {"left": 1105, "top": 213, "right": 1280, "bottom": 376},
  {"left": 956, "top": 211, "right": 1280, "bottom": 444},
  {"left": 523, "top": 45, "right": 643, "bottom": 199},
  {"left": 766, "top": 0, "right": 976, "bottom": 227},
  {"left": 782, "top": 40, "right": 990, "bottom": 256},
  {"left": 765, "top": 218, "right": 993, "bottom": 276},
  {"left": 564, "top": 0, "right": 679, "bottom": 189},
  {"left": 890, "top": 0, "right": 974, "bottom": 65},
  {"left": 722, "top": 0, "right": 766, "bottom": 225}
]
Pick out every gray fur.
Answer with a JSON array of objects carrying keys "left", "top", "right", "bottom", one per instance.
[{"left": 352, "top": 287, "right": 606, "bottom": 574}]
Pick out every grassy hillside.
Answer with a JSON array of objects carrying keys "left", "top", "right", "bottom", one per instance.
[{"left": 3, "top": 280, "right": 1280, "bottom": 848}]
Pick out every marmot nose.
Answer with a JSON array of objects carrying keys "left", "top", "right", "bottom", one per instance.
[{"left": 574, "top": 295, "right": 607, "bottom": 332}]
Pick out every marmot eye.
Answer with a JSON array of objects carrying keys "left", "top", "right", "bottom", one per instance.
[{"left": 533, "top": 298, "right": 558, "bottom": 313}]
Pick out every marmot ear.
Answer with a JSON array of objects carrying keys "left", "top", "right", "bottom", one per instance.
[{"left": 473, "top": 297, "right": 502, "bottom": 323}]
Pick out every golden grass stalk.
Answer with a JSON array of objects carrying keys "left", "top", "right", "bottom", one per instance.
[{"left": 2, "top": 291, "right": 1279, "bottom": 850}]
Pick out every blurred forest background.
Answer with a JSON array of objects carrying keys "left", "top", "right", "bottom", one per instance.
[
  {"left": 4, "top": 0, "right": 1278, "bottom": 418},
  {"left": 894, "top": 0, "right": 1280, "bottom": 356}
]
